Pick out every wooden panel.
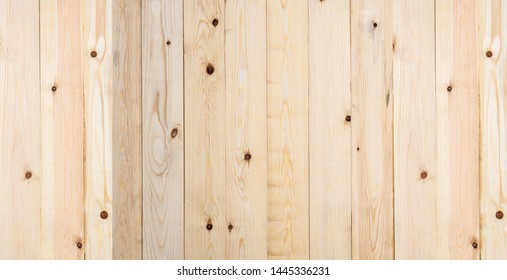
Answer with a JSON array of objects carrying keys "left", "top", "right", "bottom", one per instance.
[
  {"left": 0, "top": 0, "right": 41, "bottom": 260},
  {"left": 267, "top": 0, "right": 309, "bottom": 260},
  {"left": 83, "top": 0, "right": 113, "bottom": 260},
  {"left": 309, "top": 0, "right": 351, "bottom": 260},
  {"left": 40, "top": 0, "right": 84, "bottom": 260},
  {"left": 113, "top": 0, "right": 142, "bottom": 260},
  {"left": 393, "top": 0, "right": 437, "bottom": 259},
  {"left": 184, "top": 0, "right": 226, "bottom": 259},
  {"left": 435, "top": 0, "right": 480, "bottom": 259},
  {"left": 143, "top": 0, "right": 184, "bottom": 260},
  {"left": 225, "top": 0, "right": 267, "bottom": 260},
  {"left": 479, "top": 0, "right": 507, "bottom": 259},
  {"left": 351, "top": 0, "right": 394, "bottom": 260}
]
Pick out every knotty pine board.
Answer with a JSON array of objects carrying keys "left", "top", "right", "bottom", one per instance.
[
  {"left": 142, "top": 0, "right": 184, "bottom": 260},
  {"left": 309, "top": 0, "right": 351, "bottom": 260},
  {"left": 40, "top": 0, "right": 85, "bottom": 259}
]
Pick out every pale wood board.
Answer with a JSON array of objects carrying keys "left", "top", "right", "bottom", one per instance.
[
  {"left": 351, "top": 0, "right": 394, "bottom": 260},
  {"left": 309, "top": 0, "right": 351, "bottom": 260},
  {"left": 0, "top": 0, "right": 41, "bottom": 259},
  {"left": 184, "top": 0, "right": 226, "bottom": 259},
  {"left": 267, "top": 0, "right": 309, "bottom": 260},
  {"left": 479, "top": 0, "right": 507, "bottom": 259},
  {"left": 225, "top": 0, "right": 268, "bottom": 260},
  {"left": 142, "top": 0, "right": 184, "bottom": 259},
  {"left": 40, "top": 0, "right": 85, "bottom": 260},
  {"left": 113, "top": 0, "right": 142, "bottom": 260},
  {"left": 393, "top": 0, "right": 437, "bottom": 259},
  {"left": 83, "top": 0, "right": 114, "bottom": 260},
  {"left": 435, "top": 0, "right": 480, "bottom": 259}
]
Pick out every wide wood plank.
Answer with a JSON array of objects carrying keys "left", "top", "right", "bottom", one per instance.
[
  {"left": 225, "top": 0, "right": 267, "bottom": 260},
  {"left": 393, "top": 0, "right": 437, "bottom": 259},
  {"left": 83, "top": 0, "right": 114, "bottom": 260},
  {"left": 435, "top": 0, "right": 480, "bottom": 259},
  {"left": 0, "top": 0, "right": 41, "bottom": 260},
  {"left": 309, "top": 0, "right": 351, "bottom": 260},
  {"left": 267, "top": 0, "right": 309, "bottom": 260},
  {"left": 143, "top": 0, "right": 184, "bottom": 260},
  {"left": 184, "top": 0, "right": 226, "bottom": 259},
  {"left": 351, "top": 0, "right": 394, "bottom": 260},
  {"left": 40, "top": 0, "right": 84, "bottom": 260},
  {"left": 479, "top": 0, "right": 507, "bottom": 259},
  {"left": 113, "top": 0, "right": 142, "bottom": 260}
]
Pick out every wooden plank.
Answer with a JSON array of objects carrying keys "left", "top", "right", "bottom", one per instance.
[
  {"left": 83, "top": 0, "right": 113, "bottom": 260},
  {"left": 479, "top": 0, "right": 507, "bottom": 259},
  {"left": 351, "top": 0, "right": 394, "bottom": 260},
  {"left": 225, "top": 0, "right": 267, "bottom": 260},
  {"left": 0, "top": 0, "right": 41, "bottom": 260},
  {"left": 143, "top": 0, "right": 184, "bottom": 260},
  {"left": 184, "top": 0, "right": 226, "bottom": 259},
  {"left": 113, "top": 0, "right": 142, "bottom": 260},
  {"left": 267, "top": 0, "right": 309, "bottom": 260},
  {"left": 435, "top": 0, "right": 480, "bottom": 259},
  {"left": 309, "top": 0, "right": 351, "bottom": 260},
  {"left": 393, "top": 0, "right": 437, "bottom": 259},
  {"left": 40, "top": 0, "right": 84, "bottom": 260}
]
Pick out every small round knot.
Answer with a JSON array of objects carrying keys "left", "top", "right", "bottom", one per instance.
[
  {"left": 345, "top": 115, "right": 351, "bottom": 122},
  {"left": 228, "top": 224, "right": 233, "bottom": 231},
  {"left": 100, "top": 211, "right": 109, "bottom": 220},
  {"left": 420, "top": 171, "right": 428, "bottom": 179},
  {"left": 76, "top": 242, "right": 83, "bottom": 249},
  {"left": 206, "top": 64, "right": 215, "bottom": 75},
  {"left": 472, "top": 242, "right": 478, "bottom": 249},
  {"left": 166, "top": 40, "right": 171, "bottom": 46},
  {"left": 447, "top": 85, "right": 452, "bottom": 92},
  {"left": 206, "top": 223, "right": 213, "bottom": 231},
  {"left": 486, "top": 50, "right": 493, "bottom": 58},
  {"left": 51, "top": 85, "right": 57, "bottom": 92},
  {"left": 171, "top": 128, "right": 178, "bottom": 138},
  {"left": 496, "top": 210, "right": 504, "bottom": 220},
  {"left": 25, "top": 171, "right": 33, "bottom": 180},
  {"left": 373, "top": 22, "right": 378, "bottom": 28},
  {"left": 90, "top": 50, "right": 97, "bottom": 58},
  {"left": 212, "top": 18, "right": 219, "bottom": 27},
  {"left": 244, "top": 153, "right": 252, "bottom": 161}
]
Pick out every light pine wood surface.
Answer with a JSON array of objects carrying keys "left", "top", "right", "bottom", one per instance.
[{"left": 1, "top": 0, "right": 506, "bottom": 260}]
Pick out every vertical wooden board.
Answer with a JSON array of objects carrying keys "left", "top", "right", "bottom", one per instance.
[
  {"left": 393, "top": 0, "right": 437, "bottom": 259},
  {"left": 479, "top": 0, "right": 507, "bottom": 259},
  {"left": 309, "top": 0, "right": 351, "bottom": 260},
  {"left": 40, "top": 0, "right": 84, "bottom": 259},
  {"left": 225, "top": 0, "right": 267, "bottom": 260},
  {"left": 435, "top": 0, "right": 480, "bottom": 259},
  {"left": 83, "top": 0, "right": 113, "bottom": 259},
  {"left": 113, "top": 0, "right": 142, "bottom": 260},
  {"left": 0, "top": 0, "right": 41, "bottom": 260},
  {"left": 184, "top": 0, "right": 226, "bottom": 259},
  {"left": 351, "top": 0, "right": 394, "bottom": 260},
  {"left": 267, "top": 0, "right": 309, "bottom": 260},
  {"left": 143, "top": 0, "right": 184, "bottom": 259}
]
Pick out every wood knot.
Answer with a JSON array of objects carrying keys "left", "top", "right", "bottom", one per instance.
[
  {"left": 166, "top": 40, "right": 171, "bottom": 46},
  {"left": 51, "top": 85, "right": 57, "bottom": 92},
  {"left": 496, "top": 210, "right": 504, "bottom": 220},
  {"left": 228, "top": 224, "right": 233, "bottom": 232},
  {"left": 100, "top": 211, "right": 109, "bottom": 220},
  {"left": 171, "top": 128, "right": 178, "bottom": 138},
  {"left": 373, "top": 22, "right": 378, "bottom": 28},
  {"left": 25, "top": 171, "right": 33, "bottom": 180},
  {"left": 206, "top": 223, "right": 213, "bottom": 231},
  {"left": 90, "top": 50, "right": 97, "bottom": 58},
  {"left": 472, "top": 241, "right": 478, "bottom": 249},
  {"left": 212, "top": 18, "right": 219, "bottom": 27},
  {"left": 206, "top": 64, "right": 215, "bottom": 75},
  {"left": 486, "top": 50, "right": 493, "bottom": 58},
  {"left": 76, "top": 241, "right": 83, "bottom": 249},
  {"left": 447, "top": 85, "right": 452, "bottom": 92},
  {"left": 420, "top": 171, "right": 428, "bottom": 179},
  {"left": 345, "top": 115, "right": 351, "bottom": 122},
  {"left": 244, "top": 152, "right": 252, "bottom": 161}
]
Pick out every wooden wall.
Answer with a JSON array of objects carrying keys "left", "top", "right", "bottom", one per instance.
[{"left": 0, "top": 0, "right": 506, "bottom": 260}]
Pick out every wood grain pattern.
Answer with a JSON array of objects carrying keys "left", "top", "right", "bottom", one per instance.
[
  {"left": 393, "top": 0, "right": 437, "bottom": 259},
  {"left": 435, "top": 0, "right": 480, "bottom": 259},
  {"left": 83, "top": 0, "right": 114, "bottom": 260},
  {"left": 184, "top": 0, "right": 226, "bottom": 259},
  {"left": 267, "top": 0, "right": 309, "bottom": 260},
  {"left": 143, "top": 0, "right": 184, "bottom": 260},
  {"left": 225, "top": 0, "right": 267, "bottom": 260},
  {"left": 40, "top": 0, "right": 84, "bottom": 260},
  {"left": 479, "top": 0, "right": 507, "bottom": 259},
  {"left": 0, "top": 0, "right": 41, "bottom": 260},
  {"left": 309, "top": 0, "right": 351, "bottom": 260},
  {"left": 113, "top": 0, "right": 142, "bottom": 260},
  {"left": 351, "top": 0, "right": 394, "bottom": 260}
]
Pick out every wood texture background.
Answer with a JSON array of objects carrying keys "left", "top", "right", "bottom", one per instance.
[{"left": 0, "top": 0, "right": 506, "bottom": 260}]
